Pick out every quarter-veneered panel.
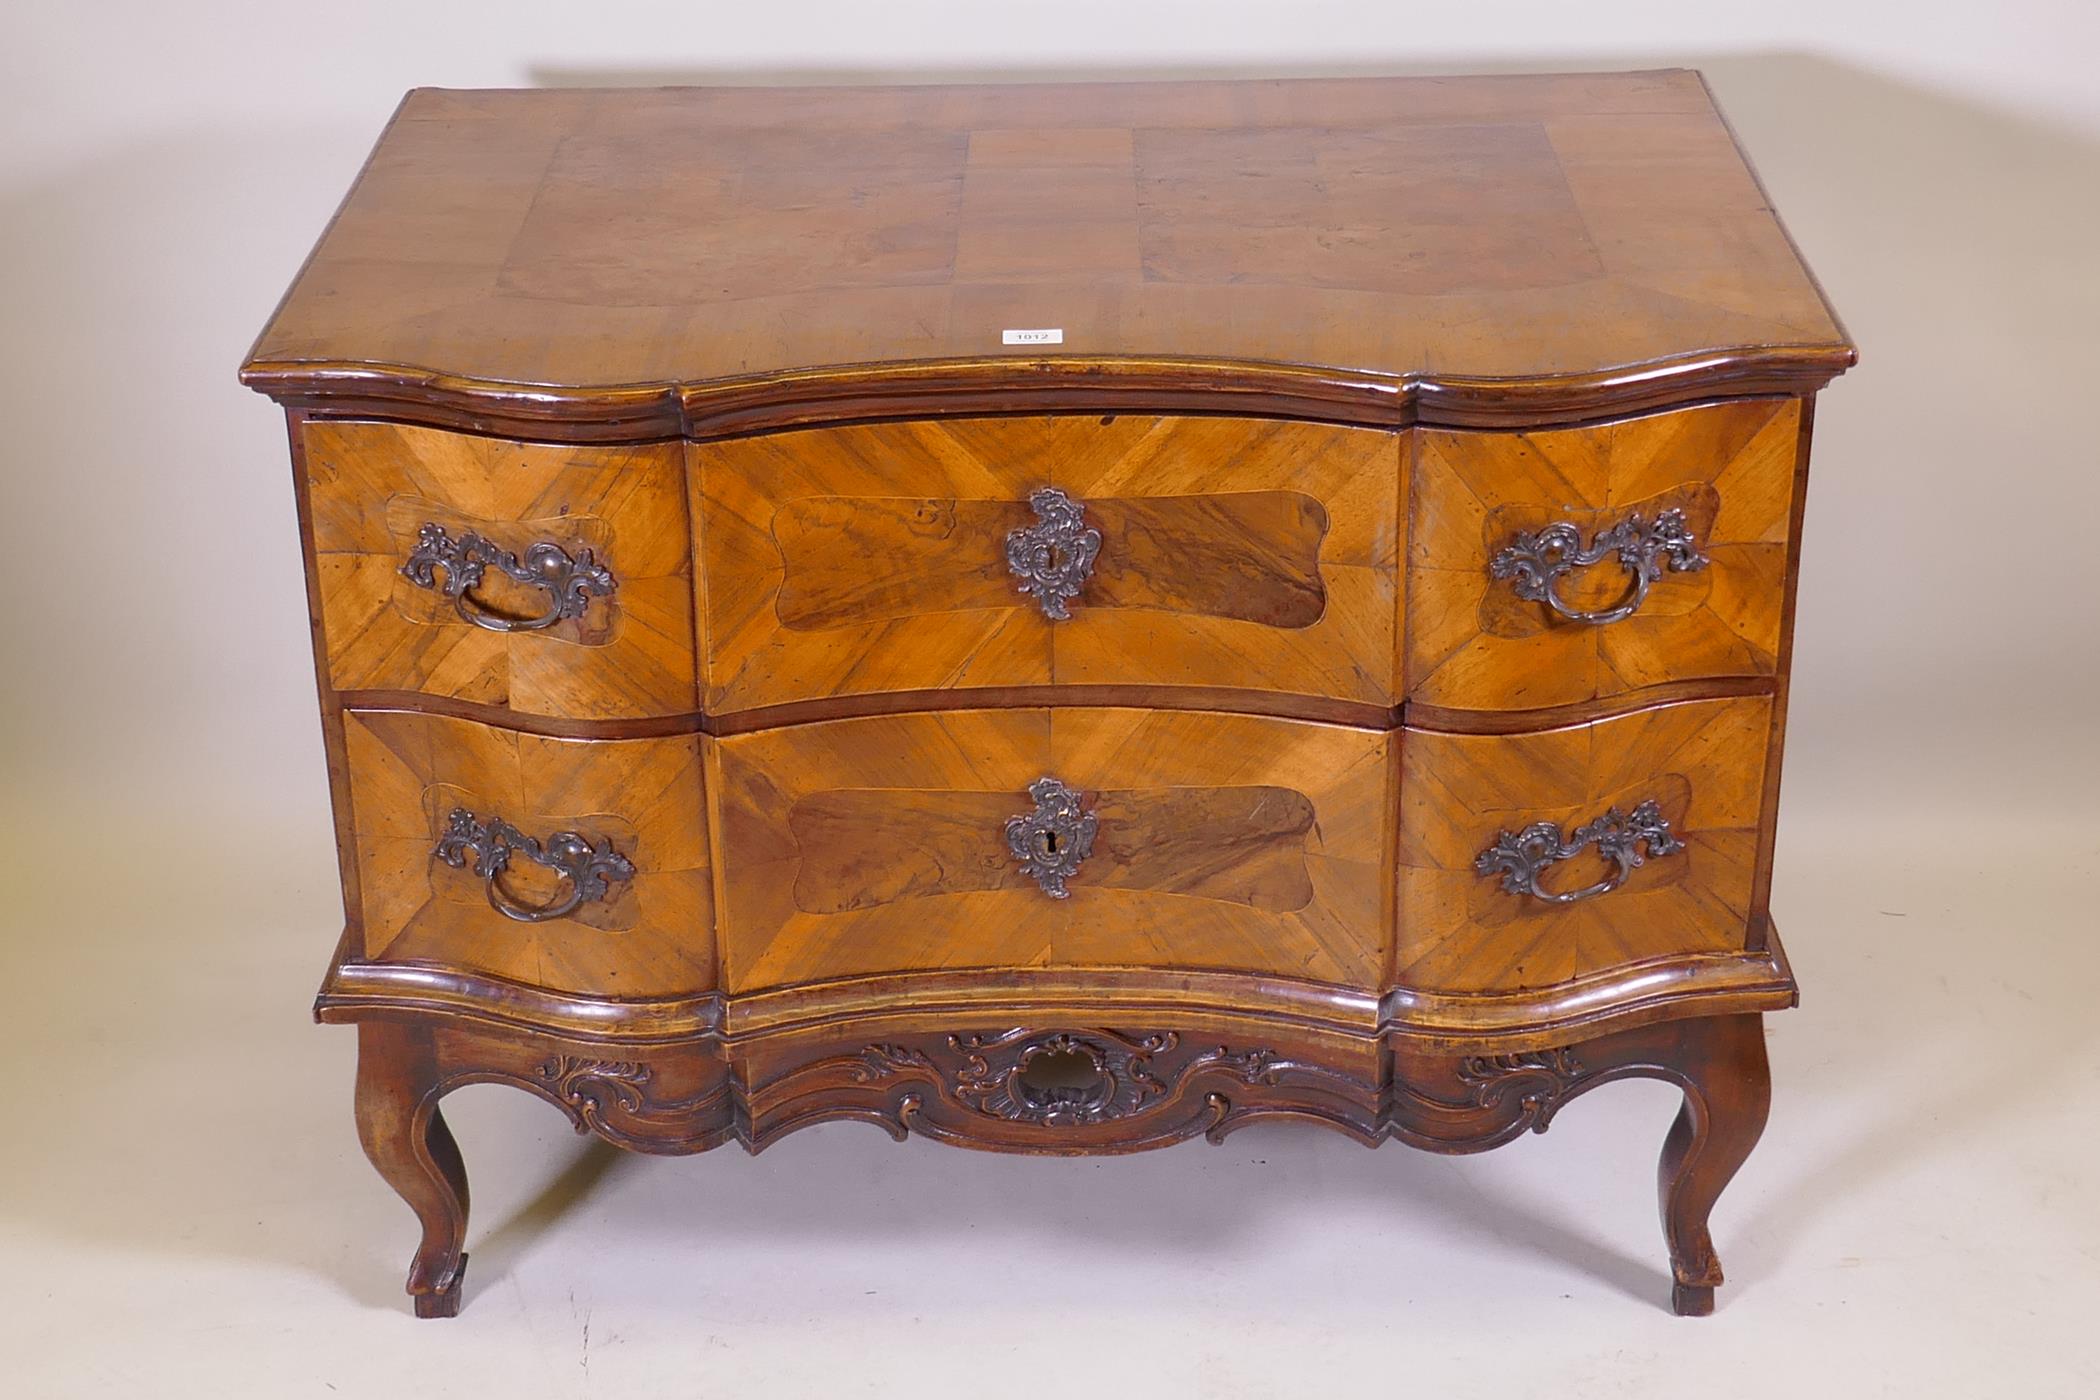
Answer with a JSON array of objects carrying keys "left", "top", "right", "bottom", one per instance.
[
  {"left": 692, "top": 415, "right": 1399, "bottom": 714},
  {"left": 342, "top": 710, "right": 715, "bottom": 997},
  {"left": 1407, "top": 398, "right": 1798, "bottom": 709},
  {"left": 1397, "top": 695, "right": 1772, "bottom": 993},
  {"left": 713, "top": 707, "right": 1391, "bottom": 991},
  {"left": 307, "top": 420, "right": 697, "bottom": 719}
]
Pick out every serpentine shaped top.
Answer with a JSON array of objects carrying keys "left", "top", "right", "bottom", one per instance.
[{"left": 240, "top": 73, "right": 1851, "bottom": 439}]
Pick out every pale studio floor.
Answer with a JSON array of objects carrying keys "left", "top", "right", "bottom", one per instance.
[{"left": 1, "top": 796, "right": 2094, "bottom": 1399}]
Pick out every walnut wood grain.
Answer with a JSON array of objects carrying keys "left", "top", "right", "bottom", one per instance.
[
  {"left": 340, "top": 710, "right": 716, "bottom": 997},
  {"left": 1407, "top": 398, "right": 1800, "bottom": 709},
  {"left": 692, "top": 415, "right": 1399, "bottom": 713},
  {"left": 241, "top": 73, "right": 1851, "bottom": 439},
  {"left": 306, "top": 420, "right": 697, "bottom": 719},
  {"left": 713, "top": 708, "right": 1390, "bottom": 991},
  {"left": 1396, "top": 694, "right": 1773, "bottom": 993},
  {"left": 252, "top": 72, "right": 1848, "bottom": 1323}
]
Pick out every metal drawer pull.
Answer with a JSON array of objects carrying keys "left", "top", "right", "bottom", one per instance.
[
  {"left": 1488, "top": 508, "right": 1707, "bottom": 626},
  {"left": 434, "top": 808, "right": 636, "bottom": 923},
  {"left": 1005, "top": 488, "right": 1100, "bottom": 621},
  {"left": 1474, "top": 799, "right": 1683, "bottom": 906},
  {"left": 400, "top": 522, "right": 616, "bottom": 633},
  {"left": 1005, "top": 777, "right": 1097, "bottom": 899}
]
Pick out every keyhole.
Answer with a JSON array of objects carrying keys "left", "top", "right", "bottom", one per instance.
[{"left": 1038, "top": 829, "right": 1060, "bottom": 857}]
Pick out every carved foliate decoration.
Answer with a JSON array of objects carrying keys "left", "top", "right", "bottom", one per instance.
[
  {"left": 536, "top": 1056, "right": 652, "bottom": 1128},
  {"left": 1474, "top": 799, "right": 1683, "bottom": 906},
  {"left": 1005, "top": 777, "right": 1097, "bottom": 899},
  {"left": 434, "top": 808, "right": 636, "bottom": 923},
  {"left": 400, "top": 521, "right": 616, "bottom": 633},
  {"left": 1488, "top": 508, "right": 1707, "bottom": 626},
  {"left": 1457, "top": 1049, "right": 1587, "bottom": 1132},
  {"left": 1004, "top": 487, "right": 1101, "bottom": 620},
  {"left": 949, "top": 1030, "right": 1174, "bottom": 1126}
]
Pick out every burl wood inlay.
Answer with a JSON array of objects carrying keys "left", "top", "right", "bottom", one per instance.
[
  {"left": 1407, "top": 399, "right": 1799, "bottom": 709},
  {"left": 787, "top": 784, "right": 1317, "bottom": 914},
  {"left": 342, "top": 710, "right": 716, "bottom": 996},
  {"left": 715, "top": 707, "right": 1387, "bottom": 990},
  {"left": 1396, "top": 695, "right": 1772, "bottom": 993},
  {"left": 694, "top": 415, "right": 1397, "bottom": 713},
  {"left": 307, "top": 421, "right": 697, "bottom": 719},
  {"left": 772, "top": 490, "right": 1329, "bottom": 631},
  {"left": 247, "top": 73, "right": 1853, "bottom": 1318}
]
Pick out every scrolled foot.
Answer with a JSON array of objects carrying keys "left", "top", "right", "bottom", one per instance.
[
  {"left": 1671, "top": 1281, "right": 1715, "bottom": 1317},
  {"left": 413, "top": 1253, "right": 468, "bottom": 1318}
]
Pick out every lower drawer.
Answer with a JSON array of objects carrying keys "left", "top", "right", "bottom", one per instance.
[
  {"left": 341, "top": 711, "right": 716, "bottom": 996},
  {"left": 1396, "top": 695, "right": 1773, "bottom": 992},
  {"left": 713, "top": 708, "right": 1391, "bottom": 992}
]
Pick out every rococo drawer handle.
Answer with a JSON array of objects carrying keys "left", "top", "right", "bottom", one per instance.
[
  {"left": 1488, "top": 508, "right": 1707, "bottom": 626},
  {"left": 1474, "top": 799, "right": 1684, "bottom": 906},
  {"left": 400, "top": 522, "right": 617, "bottom": 633},
  {"left": 1005, "top": 777, "right": 1097, "bottom": 899},
  {"left": 434, "top": 808, "right": 636, "bottom": 923},
  {"left": 1005, "top": 488, "right": 1101, "bottom": 621}
]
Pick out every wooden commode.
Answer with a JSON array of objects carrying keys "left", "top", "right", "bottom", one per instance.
[{"left": 241, "top": 71, "right": 1853, "bottom": 1317}]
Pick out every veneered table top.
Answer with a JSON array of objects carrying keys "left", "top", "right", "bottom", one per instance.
[{"left": 243, "top": 71, "right": 1852, "bottom": 434}]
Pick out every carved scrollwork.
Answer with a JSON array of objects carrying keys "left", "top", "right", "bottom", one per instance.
[
  {"left": 1004, "top": 487, "right": 1101, "bottom": 620},
  {"left": 852, "top": 1044, "right": 936, "bottom": 1082},
  {"left": 1457, "top": 1049, "right": 1587, "bottom": 1132},
  {"left": 434, "top": 808, "right": 636, "bottom": 923},
  {"left": 1488, "top": 507, "right": 1707, "bottom": 626},
  {"left": 1005, "top": 777, "right": 1097, "bottom": 899},
  {"left": 750, "top": 1028, "right": 1377, "bottom": 1150},
  {"left": 537, "top": 1055, "right": 652, "bottom": 1127},
  {"left": 400, "top": 522, "right": 617, "bottom": 633},
  {"left": 1473, "top": 799, "right": 1683, "bottom": 906},
  {"left": 950, "top": 1030, "right": 1174, "bottom": 1126}
]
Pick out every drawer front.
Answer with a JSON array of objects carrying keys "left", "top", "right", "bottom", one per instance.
[
  {"left": 341, "top": 710, "right": 715, "bottom": 996},
  {"left": 1406, "top": 399, "right": 1799, "bottom": 710},
  {"left": 1397, "top": 695, "right": 1772, "bottom": 993},
  {"left": 713, "top": 708, "right": 1390, "bottom": 991},
  {"left": 692, "top": 415, "right": 1400, "bottom": 714},
  {"left": 306, "top": 421, "right": 697, "bottom": 719}
]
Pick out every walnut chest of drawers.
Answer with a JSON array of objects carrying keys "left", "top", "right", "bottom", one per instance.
[{"left": 241, "top": 71, "right": 1853, "bottom": 1318}]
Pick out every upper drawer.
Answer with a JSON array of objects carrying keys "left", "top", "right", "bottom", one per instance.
[
  {"left": 691, "top": 415, "right": 1400, "bottom": 715},
  {"left": 304, "top": 420, "right": 698, "bottom": 720},
  {"left": 1405, "top": 399, "right": 1801, "bottom": 710}
]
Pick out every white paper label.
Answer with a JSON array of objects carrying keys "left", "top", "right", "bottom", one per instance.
[{"left": 1001, "top": 327, "right": 1064, "bottom": 346}]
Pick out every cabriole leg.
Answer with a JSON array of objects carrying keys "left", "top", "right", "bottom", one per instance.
[
  {"left": 354, "top": 1020, "right": 470, "bottom": 1318},
  {"left": 1658, "top": 1013, "right": 1771, "bottom": 1316}
]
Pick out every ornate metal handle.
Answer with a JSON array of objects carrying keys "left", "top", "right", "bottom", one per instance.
[
  {"left": 434, "top": 808, "right": 636, "bottom": 923},
  {"left": 1473, "top": 799, "right": 1683, "bottom": 906},
  {"left": 1005, "top": 777, "right": 1097, "bottom": 899},
  {"left": 1488, "top": 508, "right": 1707, "bottom": 626},
  {"left": 400, "top": 523, "right": 616, "bottom": 633},
  {"left": 1005, "top": 489, "right": 1101, "bottom": 621}
]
